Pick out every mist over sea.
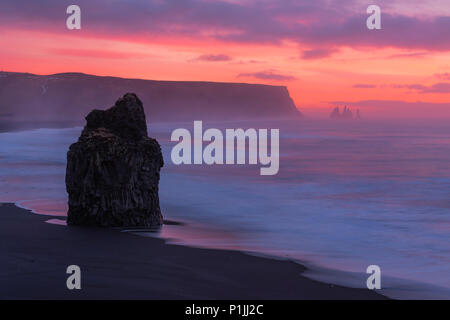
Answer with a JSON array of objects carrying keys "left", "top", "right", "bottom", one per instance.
[{"left": 1, "top": 119, "right": 449, "bottom": 299}]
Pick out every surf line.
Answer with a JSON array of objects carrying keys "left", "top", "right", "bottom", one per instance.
[{"left": 170, "top": 121, "right": 279, "bottom": 175}]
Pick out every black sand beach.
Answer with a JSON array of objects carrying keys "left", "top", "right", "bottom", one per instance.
[{"left": 0, "top": 203, "right": 386, "bottom": 299}]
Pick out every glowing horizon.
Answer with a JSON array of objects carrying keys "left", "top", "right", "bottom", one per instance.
[{"left": 1, "top": 0, "right": 450, "bottom": 118}]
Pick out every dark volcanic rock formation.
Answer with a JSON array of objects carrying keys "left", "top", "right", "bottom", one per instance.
[
  {"left": 65, "top": 93, "right": 164, "bottom": 227},
  {"left": 330, "top": 106, "right": 358, "bottom": 120}
]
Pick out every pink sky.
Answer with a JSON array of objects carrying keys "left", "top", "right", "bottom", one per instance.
[{"left": 1, "top": 0, "right": 450, "bottom": 118}]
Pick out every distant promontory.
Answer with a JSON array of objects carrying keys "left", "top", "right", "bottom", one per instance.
[{"left": 0, "top": 72, "right": 301, "bottom": 129}]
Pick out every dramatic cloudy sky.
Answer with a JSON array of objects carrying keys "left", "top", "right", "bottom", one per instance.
[{"left": 1, "top": 0, "right": 449, "bottom": 118}]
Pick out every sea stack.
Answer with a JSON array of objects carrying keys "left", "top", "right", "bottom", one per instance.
[{"left": 65, "top": 93, "right": 164, "bottom": 227}]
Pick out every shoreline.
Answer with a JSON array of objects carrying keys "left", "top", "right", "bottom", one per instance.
[{"left": 0, "top": 202, "right": 386, "bottom": 299}]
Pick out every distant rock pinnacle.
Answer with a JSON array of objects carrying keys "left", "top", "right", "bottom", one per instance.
[{"left": 330, "top": 106, "right": 360, "bottom": 120}]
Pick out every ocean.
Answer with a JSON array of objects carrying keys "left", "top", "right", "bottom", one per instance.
[{"left": 1, "top": 119, "right": 449, "bottom": 299}]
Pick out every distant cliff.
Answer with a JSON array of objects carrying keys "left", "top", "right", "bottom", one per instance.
[{"left": 0, "top": 72, "right": 301, "bottom": 129}]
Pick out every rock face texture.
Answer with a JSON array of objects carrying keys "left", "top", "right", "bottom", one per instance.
[{"left": 66, "top": 93, "right": 164, "bottom": 227}]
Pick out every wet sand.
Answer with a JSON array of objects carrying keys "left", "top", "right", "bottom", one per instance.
[{"left": 0, "top": 203, "right": 386, "bottom": 299}]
